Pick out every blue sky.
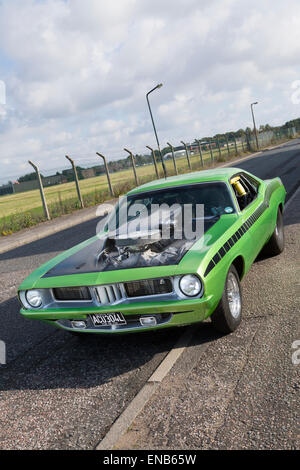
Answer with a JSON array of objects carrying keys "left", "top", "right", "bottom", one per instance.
[{"left": 0, "top": 0, "right": 300, "bottom": 183}]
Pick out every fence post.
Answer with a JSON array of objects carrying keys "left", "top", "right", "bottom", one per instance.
[
  {"left": 209, "top": 139, "right": 214, "bottom": 162},
  {"left": 245, "top": 130, "right": 251, "bottom": 151},
  {"left": 233, "top": 136, "right": 238, "bottom": 156},
  {"left": 217, "top": 137, "right": 222, "bottom": 160},
  {"left": 225, "top": 135, "right": 230, "bottom": 157},
  {"left": 181, "top": 141, "right": 191, "bottom": 170},
  {"left": 196, "top": 140, "right": 204, "bottom": 167},
  {"left": 166, "top": 142, "right": 178, "bottom": 175},
  {"left": 96, "top": 152, "right": 115, "bottom": 197},
  {"left": 65, "top": 155, "right": 84, "bottom": 208},
  {"left": 146, "top": 145, "right": 159, "bottom": 179},
  {"left": 124, "top": 148, "right": 139, "bottom": 186},
  {"left": 28, "top": 160, "right": 50, "bottom": 220}
]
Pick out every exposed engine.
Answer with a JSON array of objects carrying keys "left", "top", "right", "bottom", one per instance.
[
  {"left": 97, "top": 229, "right": 192, "bottom": 270},
  {"left": 97, "top": 208, "right": 193, "bottom": 270}
]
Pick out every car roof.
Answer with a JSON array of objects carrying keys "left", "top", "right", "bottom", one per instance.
[{"left": 128, "top": 167, "right": 244, "bottom": 195}]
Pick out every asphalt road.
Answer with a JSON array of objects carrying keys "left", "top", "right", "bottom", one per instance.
[{"left": 0, "top": 139, "right": 299, "bottom": 449}]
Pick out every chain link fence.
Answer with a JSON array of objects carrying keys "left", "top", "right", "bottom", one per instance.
[{"left": 0, "top": 125, "right": 299, "bottom": 235}]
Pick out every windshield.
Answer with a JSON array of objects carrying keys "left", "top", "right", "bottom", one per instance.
[
  {"left": 47, "top": 182, "right": 237, "bottom": 276},
  {"left": 110, "top": 182, "right": 235, "bottom": 230}
]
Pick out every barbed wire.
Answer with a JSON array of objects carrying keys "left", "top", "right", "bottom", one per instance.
[{"left": 0, "top": 126, "right": 296, "bottom": 187}]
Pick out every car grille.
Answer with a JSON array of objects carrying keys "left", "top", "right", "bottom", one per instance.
[
  {"left": 96, "top": 284, "right": 124, "bottom": 304},
  {"left": 53, "top": 286, "right": 92, "bottom": 301},
  {"left": 53, "top": 278, "right": 173, "bottom": 305},
  {"left": 124, "top": 278, "right": 173, "bottom": 297}
]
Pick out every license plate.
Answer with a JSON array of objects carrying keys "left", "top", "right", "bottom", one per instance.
[{"left": 89, "top": 312, "right": 127, "bottom": 327}]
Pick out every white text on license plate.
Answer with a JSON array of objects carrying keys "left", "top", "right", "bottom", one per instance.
[{"left": 90, "top": 313, "right": 127, "bottom": 326}]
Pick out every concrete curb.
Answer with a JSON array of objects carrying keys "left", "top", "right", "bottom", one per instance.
[
  {"left": 96, "top": 327, "right": 194, "bottom": 450},
  {"left": 0, "top": 200, "right": 117, "bottom": 255},
  {"left": 0, "top": 208, "right": 97, "bottom": 255}
]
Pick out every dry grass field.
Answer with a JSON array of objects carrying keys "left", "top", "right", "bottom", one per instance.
[
  {"left": 0, "top": 143, "right": 250, "bottom": 234},
  {"left": 0, "top": 146, "right": 240, "bottom": 219}
]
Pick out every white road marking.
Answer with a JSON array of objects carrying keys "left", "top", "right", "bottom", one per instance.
[
  {"left": 96, "top": 326, "right": 194, "bottom": 450},
  {"left": 285, "top": 184, "right": 300, "bottom": 210},
  {"left": 148, "top": 327, "right": 194, "bottom": 383}
]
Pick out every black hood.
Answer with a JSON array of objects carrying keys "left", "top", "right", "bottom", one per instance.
[{"left": 42, "top": 217, "right": 219, "bottom": 278}]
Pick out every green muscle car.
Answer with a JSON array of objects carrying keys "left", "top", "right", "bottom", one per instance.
[{"left": 18, "top": 167, "right": 286, "bottom": 335}]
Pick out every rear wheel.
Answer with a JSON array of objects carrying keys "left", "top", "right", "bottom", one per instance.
[
  {"left": 211, "top": 265, "right": 242, "bottom": 334},
  {"left": 263, "top": 207, "right": 284, "bottom": 256}
]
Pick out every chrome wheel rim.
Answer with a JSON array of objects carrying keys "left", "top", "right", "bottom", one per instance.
[
  {"left": 276, "top": 213, "right": 283, "bottom": 241},
  {"left": 227, "top": 272, "right": 241, "bottom": 319}
]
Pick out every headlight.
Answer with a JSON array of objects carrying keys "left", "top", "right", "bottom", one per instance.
[
  {"left": 179, "top": 274, "right": 202, "bottom": 297},
  {"left": 25, "top": 290, "right": 43, "bottom": 308}
]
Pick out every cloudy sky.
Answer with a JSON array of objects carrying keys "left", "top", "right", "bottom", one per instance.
[{"left": 0, "top": 0, "right": 300, "bottom": 182}]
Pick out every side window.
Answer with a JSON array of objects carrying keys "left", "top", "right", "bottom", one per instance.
[
  {"left": 242, "top": 174, "right": 260, "bottom": 194},
  {"left": 230, "top": 174, "right": 258, "bottom": 211}
]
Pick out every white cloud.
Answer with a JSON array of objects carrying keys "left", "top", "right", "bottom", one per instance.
[{"left": 0, "top": 0, "right": 300, "bottom": 180}]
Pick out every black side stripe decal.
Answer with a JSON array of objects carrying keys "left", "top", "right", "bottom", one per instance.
[{"left": 204, "top": 201, "right": 268, "bottom": 277}]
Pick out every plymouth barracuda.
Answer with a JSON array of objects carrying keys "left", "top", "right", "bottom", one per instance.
[{"left": 18, "top": 167, "right": 286, "bottom": 334}]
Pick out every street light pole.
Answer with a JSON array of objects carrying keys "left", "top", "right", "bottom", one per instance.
[
  {"left": 146, "top": 83, "right": 167, "bottom": 178},
  {"left": 251, "top": 102, "right": 259, "bottom": 150}
]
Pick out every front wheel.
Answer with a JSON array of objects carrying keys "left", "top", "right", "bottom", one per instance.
[{"left": 211, "top": 265, "right": 242, "bottom": 334}]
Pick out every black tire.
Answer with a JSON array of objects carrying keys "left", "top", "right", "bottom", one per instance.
[
  {"left": 211, "top": 265, "right": 242, "bottom": 334},
  {"left": 263, "top": 207, "right": 284, "bottom": 256}
]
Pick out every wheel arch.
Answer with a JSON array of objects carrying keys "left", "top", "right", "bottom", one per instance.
[{"left": 231, "top": 255, "right": 245, "bottom": 280}]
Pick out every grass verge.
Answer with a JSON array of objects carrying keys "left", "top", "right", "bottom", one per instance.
[{"left": 0, "top": 137, "right": 294, "bottom": 236}]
